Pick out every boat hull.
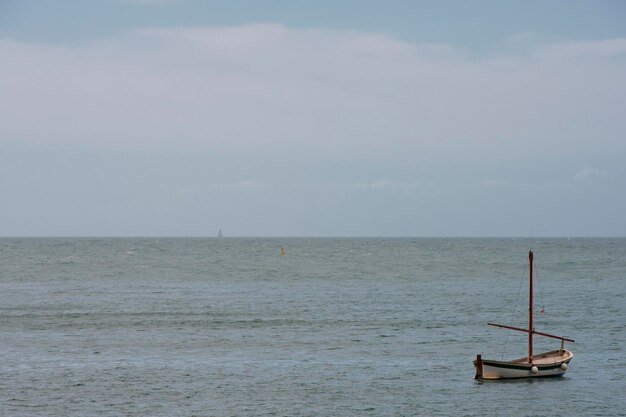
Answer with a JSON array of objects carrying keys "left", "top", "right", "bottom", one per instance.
[{"left": 474, "top": 349, "right": 573, "bottom": 380}]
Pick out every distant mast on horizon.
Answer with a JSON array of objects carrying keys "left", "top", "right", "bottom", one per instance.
[{"left": 217, "top": 228, "right": 223, "bottom": 238}]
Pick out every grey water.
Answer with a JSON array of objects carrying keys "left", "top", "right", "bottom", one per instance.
[{"left": 0, "top": 238, "right": 624, "bottom": 416}]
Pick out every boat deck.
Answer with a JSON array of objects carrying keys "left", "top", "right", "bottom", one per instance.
[{"left": 509, "top": 349, "right": 572, "bottom": 365}]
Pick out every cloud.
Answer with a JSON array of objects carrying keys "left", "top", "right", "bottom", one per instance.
[
  {"left": 369, "top": 180, "right": 418, "bottom": 192},
  {"left": 0, "top": 24, "right": 625, "bottom": 166},
  {"left": 574, "top": 167, "right": 608, "bottom": 182},
  {"left": 320, "top": 180, "right": 428, "bottom": 193}
]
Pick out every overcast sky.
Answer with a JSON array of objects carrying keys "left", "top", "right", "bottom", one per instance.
[{"left": 1, "top": 0, "right": 625, "bottom": 237}]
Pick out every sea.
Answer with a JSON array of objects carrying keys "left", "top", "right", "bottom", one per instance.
[{"left": 0, "top": 237, "right": 624, "bottom": 416}]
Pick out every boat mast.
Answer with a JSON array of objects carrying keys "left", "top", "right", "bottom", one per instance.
[{"left": 528, "top": 250, "right": 533, "bottom": 363}]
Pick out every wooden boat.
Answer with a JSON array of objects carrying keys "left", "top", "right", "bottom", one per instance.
[{"left": 474, "top": 250, "right": 574, "bottom": 380}]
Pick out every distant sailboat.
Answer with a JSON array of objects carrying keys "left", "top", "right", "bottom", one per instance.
[{"left": 217, "top": 229, "right": 223, "bottom": 238}]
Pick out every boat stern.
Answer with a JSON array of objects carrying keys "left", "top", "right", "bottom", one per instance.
[{"left": 474, "top": 354, "right": 484, "bottom": 379}]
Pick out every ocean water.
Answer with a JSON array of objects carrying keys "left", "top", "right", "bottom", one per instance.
[{"left": 0, "top": 237, "right": 624, "bottom": 416}]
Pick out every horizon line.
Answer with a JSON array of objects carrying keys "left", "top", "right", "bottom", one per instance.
[{"left": 1, "top": 235, "right": 624, "bottom": 239}]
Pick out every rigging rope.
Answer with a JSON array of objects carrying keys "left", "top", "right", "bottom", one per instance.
[
  {"left": 534, "top": 253, "right": 553, "bottom": 338},
  {"left": 536, "top": 254, "right": 545, "bottom": 313},
  {"left": 500, "top": 260, "right": 527, "bottom": 360}
]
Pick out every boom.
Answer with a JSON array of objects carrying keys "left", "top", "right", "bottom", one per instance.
[{"left": 487, "top": 322, "right": 575, "bottom": 343}]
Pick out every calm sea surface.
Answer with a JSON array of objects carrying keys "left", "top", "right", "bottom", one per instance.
[{"left": 0, "top": 238, "right": 624, "bottom": 416}]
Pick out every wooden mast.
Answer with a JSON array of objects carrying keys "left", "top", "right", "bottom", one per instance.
[{"left": 528, "top": 250, "right": 533, "bottom": 363}]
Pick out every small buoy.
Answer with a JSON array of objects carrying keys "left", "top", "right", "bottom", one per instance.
[
  {"left": 531, "top": 365, "right": 539, "bottom": 374},
  {"left": 560, "top": 362, "right": 568, "bottom": 371}
]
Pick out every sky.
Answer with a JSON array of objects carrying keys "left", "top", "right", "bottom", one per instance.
[{"left": 1, "top": 0, "right": 625, "bottom": 237}]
